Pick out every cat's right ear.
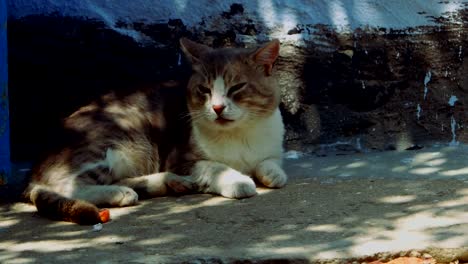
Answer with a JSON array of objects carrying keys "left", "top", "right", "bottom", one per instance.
[{"left": 180, "top": 38, "right": 212, "bottom": 64}]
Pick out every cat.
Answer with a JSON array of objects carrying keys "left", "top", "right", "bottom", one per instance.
[{"left": 23, "top": 38, "right": 287, "bottom": 225}]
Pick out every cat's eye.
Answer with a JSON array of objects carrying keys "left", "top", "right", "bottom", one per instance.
[
  {"left": 227, "top": 82, "right": 247, "bottom": 97},
  {"left": 197, "top": 85, "right": 211, "bottom": 95}
]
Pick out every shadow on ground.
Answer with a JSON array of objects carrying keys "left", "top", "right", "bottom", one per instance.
[{"left": 1, "top": 146, "right": 468, "bottom": 263}]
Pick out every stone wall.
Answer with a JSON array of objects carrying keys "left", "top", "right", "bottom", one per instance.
[{"left": 7, "top": 1, "right": 468, "bottom": 160}]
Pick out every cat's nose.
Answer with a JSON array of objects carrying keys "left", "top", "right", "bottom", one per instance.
[{"left": 212, "top": 104, "right": 225, "bottom": 115}]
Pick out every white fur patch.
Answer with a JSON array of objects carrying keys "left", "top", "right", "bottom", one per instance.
[
  {"left": 78, "top": 148, "right": 135, "bottom": 179},
  {"left": 211, "top": 76, "right": 226, "bottom": 106},
  {"left": 194, "top": 109, "right": 284, "bottom": 175}
]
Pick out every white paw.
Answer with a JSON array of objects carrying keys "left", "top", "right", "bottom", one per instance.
[
  {"left": 256, "top": 162, "right": 287, "bottom": 188},
  {"left": 115, "top": 186, "right": 139, "bottom": 206},
  {"left": 219, "top": 175, "right": 257, "bottom": 199}
]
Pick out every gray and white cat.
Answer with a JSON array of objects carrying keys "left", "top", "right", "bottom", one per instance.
[{"left": 24, "top": 38, "right": 287, "bottom": 224}]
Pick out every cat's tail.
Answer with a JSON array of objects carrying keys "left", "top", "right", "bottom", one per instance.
[{"left": 26, "top": 185, "right": 102, "bottom": 225}]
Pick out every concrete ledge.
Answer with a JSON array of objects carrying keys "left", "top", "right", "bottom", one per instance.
[{"left": 1, "top": 146, "right": 467, "bottom": 263}]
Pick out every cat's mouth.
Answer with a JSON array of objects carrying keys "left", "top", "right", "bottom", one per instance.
[{"left": 215, "top": 117, "right": 235, "bottom": 125}]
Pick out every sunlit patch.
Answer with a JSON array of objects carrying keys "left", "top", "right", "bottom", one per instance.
[
  {"left": 106, "top": 205, "right": 141, "bottom": 220},
  {"left": 345, "top": 161, "right": 367, "bottom": 169},
  {"left": 174, "top": 0, "right": 187, "bottom": 10},
  {"left": 306, "top": 224, "right": 344, "bottom": 233},
  {"left": 167, "top": 196, "right": 231, "bottom": 214},
  {"left": 457, "top": 188, "right": 468, "bottom": 195},
  {"left": 425, "top": 158, "right": 447, "bottom": 166},
  {"left": 329, "top": 0, "right": 351, "bottom": 31},
  {"left": 54, "top": 230, "right": 88, "bottom": 237},
  {"left": 198, "top": 197, "right": 231, "bottom": 207},
  {"left": 396, "top": 212, "right": 464, "bottom": 231},
  {"left": 266, "top": 234, "right": 291, "bottom": 242},
  {"left": 257, "top": 188, "right": 273, "bottom": 195},
  {"left": 412, "top": 152, "right": 443, "bottom": 165},
  {"left": 0, "top": 254, "right": 33, "bottom": 264},
  {"left": 441, "top": 167, "right": 468, "bottom": 176},
  {"left": 91, "top": 235, "right": 132, "bottom": 245},
  {"left": 1, "top": 239, "right": 87, "bottom": 253},
  {"left": 281, "top": 224, "right": 298, "bottom": 230},
  {"left": 9, "top": 203, "right": 36, "bottom": 213},
  {"left": 378, "top": 195, "right": 416, "bottom": 204},
  {"left": 435, "top": 189, "right": 468, "bottom": 207},
  {"left": 409, "top": 167, "right": 441, "bottom": 175},
  {"left": 0, "top": 218, "right": 20, "bottom": 228},
  {"left": 137, "top": 234, "right": 185, "bottom": 246},
  {"left": 322, "top": 165, "right": 339, "bottom": 172},
  {"left": 297, "top": 162, "right": 314, "bottom": 169},
  {"left": 391, "top": 165, "right": 407, "bottom": 172}
]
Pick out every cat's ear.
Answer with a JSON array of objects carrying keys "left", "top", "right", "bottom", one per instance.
[
  {"left": 180, "top": 38, "right": 212, "bottom": 64},
  {"left": 251, "top": 39, "right": 280, "bottom": 76}
]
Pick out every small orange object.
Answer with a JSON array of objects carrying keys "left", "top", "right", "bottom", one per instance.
[{"left": 99, "top": 209, "right": 110, "bottom": 223}]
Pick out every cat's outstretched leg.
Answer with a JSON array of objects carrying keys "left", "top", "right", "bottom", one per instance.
[
  {"left": 254, "top": 159, "right": 287, "bottom": 188},
  {"left": 72, "top": 185, "right": 139, "bottom": 207},
  {"left": 192, "top": 160, "right": 257, "bottom": 199},
  {"left": 115, "top": 172, "right": 196, "bottom": 198}
]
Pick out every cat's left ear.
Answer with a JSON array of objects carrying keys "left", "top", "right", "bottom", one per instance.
[
  {"left": 251, "top": 39, "right": 280, "bottom": 76},
  {"left": 180, "top": 38, "right": 212, "bottom": 64}
]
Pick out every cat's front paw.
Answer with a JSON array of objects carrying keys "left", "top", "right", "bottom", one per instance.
[
  {"left": 255, "top": 161, "right": 287, "bottom": 188},
  {"left": 114, "top": 186, "right": 139, "bottom": 206},
  {"left": 219, "top": 173, "right": 257, "bottom": 199}
]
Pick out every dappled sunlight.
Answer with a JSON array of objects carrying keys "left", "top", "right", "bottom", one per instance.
[
  {"left": 0, "top": 239, "right": 88, "bottom": 253},
  {"left": 435, "top": 188, "right": 468, "bottom": 207},
  {"left": 0, "top": 218, "right": 20, "bottom": 228},
  {"left": 328, "top": 0, "right": 351, "bottom": 31},
  {"left": 173, "top": 0, "right": 188, "bottom": 11},
  {"left": 378, "top": 195, "right": 417, "bottom": 204},
  {"left": 1, "top": 147, "right": 467, "bottom": 262},
  {"left": 266, "top": 234, "right": 292, "bottom": 242},
  {"left": 137, "top": 234, "right": 185, "bottom": 246},
  {"left": 441, "top": 167, "right": 468, "bottom": 176},
  {"left": 351, "top": 0, "right": 384, "bottom": 29},
  {"left": 167, "top": 196, "right": 230, "bottom": 214},
  {"left": 306, "top": 224, "right": 344, "bottom": 233},
  {"left": 409, "top": 167, "right": 442, "bottom": 175},
  {"left": 286, "top": 145, "right": 468, "bottom": 180},
  {"left": 345, "top": 161, "right": 367, "bottom": 169},
  {"left": 256, "top": 0, "right": 302, "bottom": 41}
]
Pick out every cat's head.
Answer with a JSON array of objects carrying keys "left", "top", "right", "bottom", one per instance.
[{"left": 180, "top": 38, "right": 280, "bottom": 130}]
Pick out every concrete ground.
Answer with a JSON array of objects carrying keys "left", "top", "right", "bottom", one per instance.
[{"left": 1, "top": 145, "right": 468, "bottom": 263}]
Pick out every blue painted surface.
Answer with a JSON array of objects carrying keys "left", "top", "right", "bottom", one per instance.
[{"left": 0, "top": 0, "right": 11, "bottom": 184}]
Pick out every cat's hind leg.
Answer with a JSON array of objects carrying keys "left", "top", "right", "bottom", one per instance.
[
  {"left": 72, "top": 185, "right": 139, "bottom": 207},
  {"left": 115, "top": 172, "right": 196, "bottom": 198}
]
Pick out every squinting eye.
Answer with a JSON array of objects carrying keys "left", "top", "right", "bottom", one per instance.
[
  {"left": 197, "top": 85, "right": 211, "bottom": 95},
  {"left": 227, "top": 82, "right": 247, "bottom": 97}
]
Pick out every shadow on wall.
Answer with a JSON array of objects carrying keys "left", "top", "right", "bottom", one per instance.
[
  {"left": 1, "top": 147, "right": 467, "bottom": 262},
  {"left": 7, "top": 16, "right": 191, "bottom": 161}
]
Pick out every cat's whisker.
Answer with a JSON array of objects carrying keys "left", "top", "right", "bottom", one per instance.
[{"left": 179, "top": 110, "right": 207, "bottom": 124}]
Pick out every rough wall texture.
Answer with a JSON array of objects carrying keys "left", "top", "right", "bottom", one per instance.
[{"left": 6, "top": 1, "right": 468, "bottom": 160}]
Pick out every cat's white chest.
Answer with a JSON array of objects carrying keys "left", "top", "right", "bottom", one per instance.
[{"left": 194, "top": 109, "right": 284, "bottom": 174}]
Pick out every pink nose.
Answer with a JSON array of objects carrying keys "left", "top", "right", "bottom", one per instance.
[{"left": 212, "top": 104, "right": 225, "bottom": 115}]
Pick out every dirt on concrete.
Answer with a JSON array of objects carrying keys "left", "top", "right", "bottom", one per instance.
[{"left": 1, "top": 146, "right": 467, "bottom": 263}]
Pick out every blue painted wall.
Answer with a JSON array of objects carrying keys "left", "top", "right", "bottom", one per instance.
[{"left": 0, "top": 0, "right": 11, "bottom": 184}]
